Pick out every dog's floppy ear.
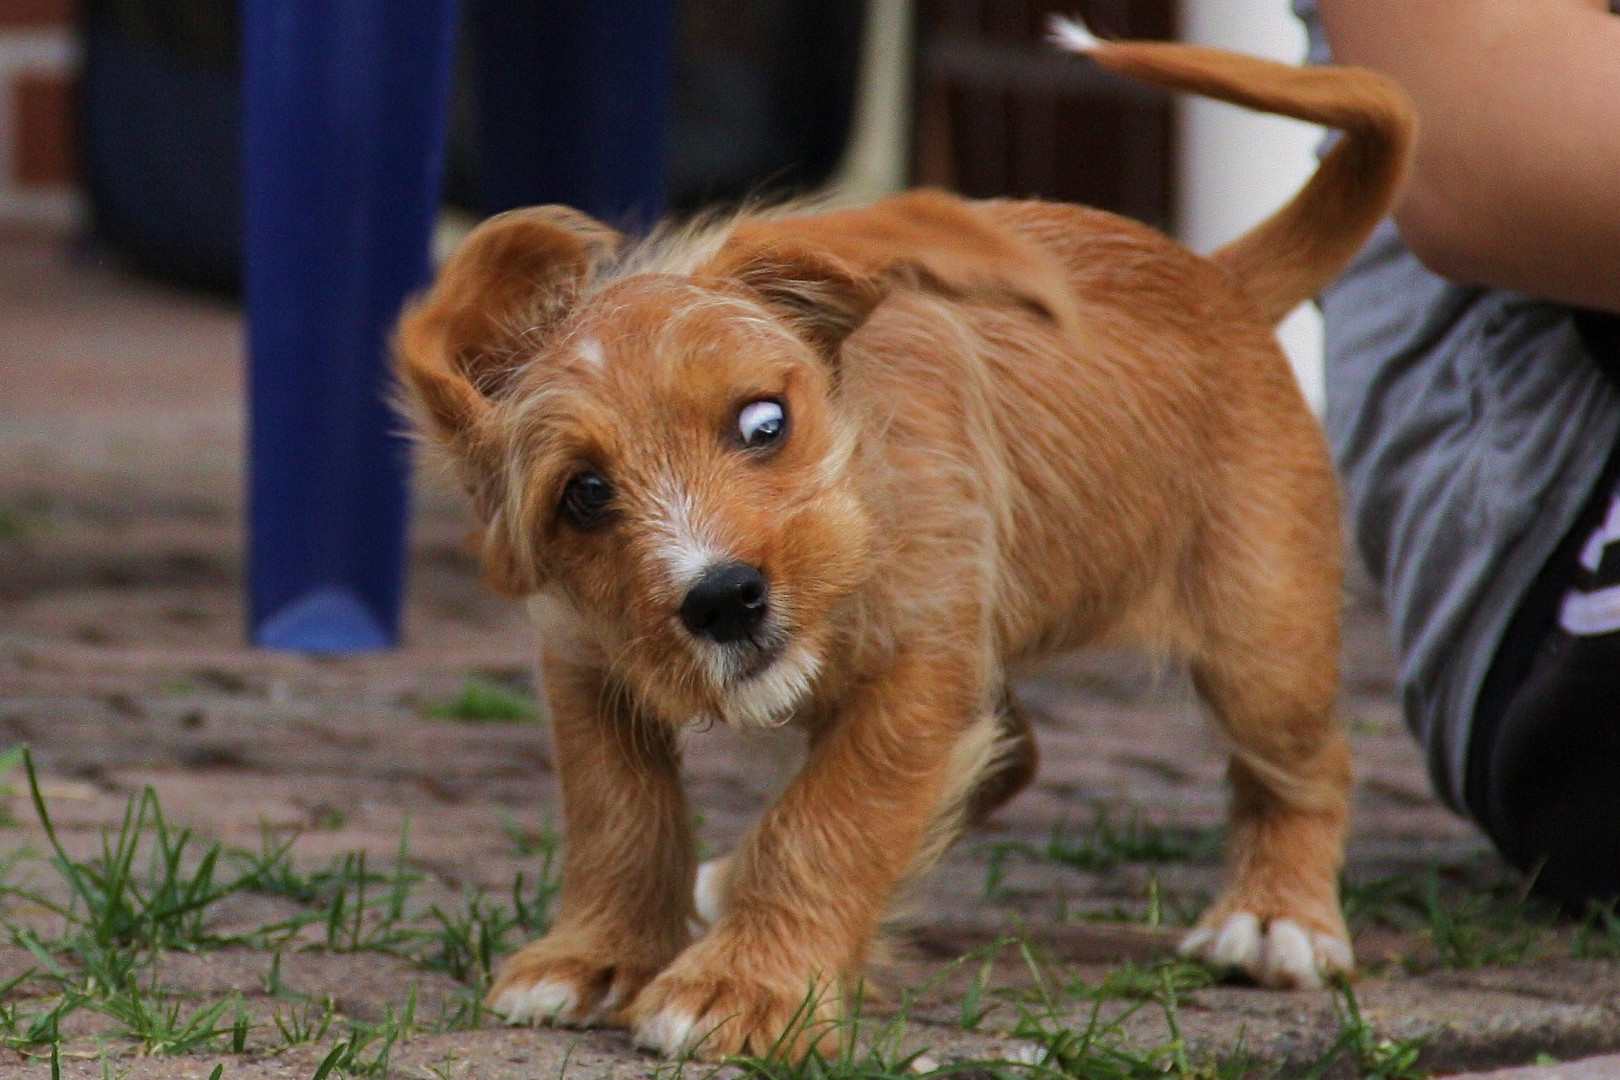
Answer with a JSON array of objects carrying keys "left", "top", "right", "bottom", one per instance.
[
  {"left": 706, "top": 241, "right": 888, "bottom": 361},
  {"left": 396, "top": 205, "right": 621, "bottom": 444},
  {"left": 396, "top": 205, "right": 620, "bottom": 596}
]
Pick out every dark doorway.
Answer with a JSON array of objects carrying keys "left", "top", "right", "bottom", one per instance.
[{"left": 912, "top": 0, "right": 1177, "bottom": 233}]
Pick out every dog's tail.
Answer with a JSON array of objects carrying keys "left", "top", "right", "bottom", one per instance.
[{"left": 1050, "top": 17, "right": 1414, "bottom": 325}]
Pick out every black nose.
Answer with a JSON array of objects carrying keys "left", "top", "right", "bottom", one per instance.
[{"left": 679, "top": 563, "right": 769, "bottom": 644}]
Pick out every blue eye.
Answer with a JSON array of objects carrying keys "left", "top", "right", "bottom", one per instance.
[{"left": 738, "top": 400, "right": 786, "bottom": 448}]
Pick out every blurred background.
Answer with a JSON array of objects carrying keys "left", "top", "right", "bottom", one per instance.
[
  {"left": 1, "top": 0, "right": 1333, "bottom": 650},
  {"left": 1, "top": 0, "right": 1326, "bottom": 398}
]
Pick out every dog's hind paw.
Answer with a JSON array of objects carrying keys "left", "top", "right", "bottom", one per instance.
[{"left": 1179, "top": 912, "right": 1352, "bottom": 989}]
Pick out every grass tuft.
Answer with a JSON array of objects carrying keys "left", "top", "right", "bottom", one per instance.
[
  {"left": 983, "top": 806, "right": 1221, "bottom": 914},
  {"left": 0, "top": 748, "right": 562, "bottom": 1064},
  {"left": 1043, "top": 808, "right": 1223, "bottom": 873},
  {"left": 1342, "top": 864, "right": 1556, "bottom": 970},
  {"left": 1072, "top": 959, "right": 1213, "bottom": 1002},
  {"left": 1573, "top": 900, "right": 1620, "bottom": 960},
  {"left": 424, "top": 675, "right": 543, "bottom": 723},
  {"left": 0, "top": 745, "right": 24, "bottom": 828},
  {"left": 0, "top": 497, "right": 49, "bottom": 542},
  {"left": 1300, "top": 979, "right": 1427, "bottom": 1080}
]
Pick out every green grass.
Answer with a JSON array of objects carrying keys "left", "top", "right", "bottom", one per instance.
[
  {"left": 1342, "top": 864, "right": 1559, "bottom": 970},
  {"left": 1300, "top": 980, "right": 1428, "bottom": 1080},
  {"left": 423, "top": 675, "right": 542, "bottom": 723},
  {"left": 710, "top": 941, "right": 1422, "bottom": 1080},
  {"left": 709, "top": 949, "right": 1223, "bottom": 1080},
  {"left": 306, "top": 994, "right": 416, "bottom": 1079},
  {"left": 602, "top": 873, "right": 1586, "bottom": 1080},
  {"left": 0, "top": 748, "right": 560, "bottom": 1064},
  {"left": 1, "top": 747, "right": 1586, "bottom": 1079},
  {"left": 978, "top": 942, "right": 1248, "bottom": 1080},
  {"left": 1043, "top": 808, "right": 1223, "bottom": 873},
  {"left": 983, "top": 806, "right": 1222, "bottom": 908},
  {"left": 1573, "top": 901, "right": 1620, "bottom": 960},
  {"left": 92, "top": 983, "right": 249, "bottom": 1057},
  {"left": 494, "top": 806, "right": 561, "bottom": 859},
  {"left": 1071, "top": 959, "right": 1214, "bottom": 1002},
  {"left": 0, "top": 745, "right": 24, "bottom": 828},
  {"left": 0, "top": 495, "right": 49, "bottom": 542}
]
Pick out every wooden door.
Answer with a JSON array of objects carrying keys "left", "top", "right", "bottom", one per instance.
[{"left": 912, "top": 0, "right": 1177, "bottom": 232}]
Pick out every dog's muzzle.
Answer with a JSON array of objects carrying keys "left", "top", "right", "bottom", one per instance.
[{"left": 679, "top": 562, "right": 769, "bottom": 645}]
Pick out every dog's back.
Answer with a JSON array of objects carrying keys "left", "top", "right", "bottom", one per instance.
[{"left": 697, "top": 24, "right": 1415, "bottom": 671}]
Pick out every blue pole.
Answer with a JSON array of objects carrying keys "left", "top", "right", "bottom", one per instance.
[{"left": 244, "top": 0, "right": 459, "bottom": 652}]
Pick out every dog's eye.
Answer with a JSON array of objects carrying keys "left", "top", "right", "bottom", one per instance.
[
  {"left": 737, "top": 399, "right": 786, "bottom": 449},
  {"left": 560, "top": 471, "right": 614, "bottom": 529}
]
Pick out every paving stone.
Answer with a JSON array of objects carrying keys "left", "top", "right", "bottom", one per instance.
[{"left": 1444, "top": 1053, "right": 1620, "bottom": 1080}]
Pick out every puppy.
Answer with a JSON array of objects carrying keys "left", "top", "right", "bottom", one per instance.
[{"left": 396, "top": 22, "right": 1413, "bottom": 1060}]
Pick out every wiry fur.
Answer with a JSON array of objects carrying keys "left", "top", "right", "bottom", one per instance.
[{"left": 396, "top": 29, "right": 1413, "bottom": 1063}]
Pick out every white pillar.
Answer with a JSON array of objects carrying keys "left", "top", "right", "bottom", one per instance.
[
  {"left": 827, "top": 0, "right": 914, "bottom": 206},
  {"left": 1177, "top": 1, "right": 1327, "bottom": 411}
]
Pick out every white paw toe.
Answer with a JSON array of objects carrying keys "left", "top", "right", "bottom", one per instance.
[
  {"left": 1211, "top": 911, "right": 1263, "bottom": 970},
  {"left": 1181, "top": 912, "right": 1354, "bottom": 989},
  {"left": 1177, "top": 926, "right": 1213, "bottom": 958},
  {"left": 635, "top": 1006, "right": 703, "bottom": 1057},
  {"left": 492, "top": 978, "right": 581, "bottom": 1025},
  {"left": 1314, "top": 931, "right": 1355, "bottom": 976},
  {"left": 1259, "top": 918, "right": 1320, "bottom": 989}
]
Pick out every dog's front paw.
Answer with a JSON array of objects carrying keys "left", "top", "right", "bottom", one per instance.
[
  {"left": 629, "top": 956, "right": 837, "bottom": 1060},
  {"left": 1179, "top": 909, "right": 1353, "bottom": 989},
  {"left": 488, "top": 938, "right": 663, "bottom": 1029}
]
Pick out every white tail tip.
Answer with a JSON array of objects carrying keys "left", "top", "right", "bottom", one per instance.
[{"left": 1047, "top": 14, "right": 1100, "bottom": 54}]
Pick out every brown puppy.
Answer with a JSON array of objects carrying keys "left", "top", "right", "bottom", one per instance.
[{"left": 396, "top": 22, "right": 1413, "bottom": 1061}]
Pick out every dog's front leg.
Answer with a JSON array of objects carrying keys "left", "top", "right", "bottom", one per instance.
[
  {"left": 488, "top": 653, "right": 695, "bottom": 1028},
  {"left": 630, "top": 650, "right": 977, "bottom": 1060}
]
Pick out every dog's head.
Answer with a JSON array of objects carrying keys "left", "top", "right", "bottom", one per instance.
[{"left": 397, "top": 206, "right": 881, "bottom": 726}]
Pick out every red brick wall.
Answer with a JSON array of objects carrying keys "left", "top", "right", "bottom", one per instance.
[
  {"left": 0, "top": 0, "right": 76, "bottom": 29},
  {"left": 14, "top": 69, "right": 75, "bottom": 186},
  {"left": 0, "top": 0, "right": 80, "bottom": 226}
]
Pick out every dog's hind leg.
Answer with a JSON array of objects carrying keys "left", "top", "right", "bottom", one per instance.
[
  {"left": 1179, "top": 472, "right": 1354, "bottom": 989},
  {"left": 964, "top": 688, "right": 1040, "bottom": 826}
]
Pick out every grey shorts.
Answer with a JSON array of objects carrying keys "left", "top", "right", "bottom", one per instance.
[{"left": 1320, "top": 221, "right": 1620, "bottom": 816}]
